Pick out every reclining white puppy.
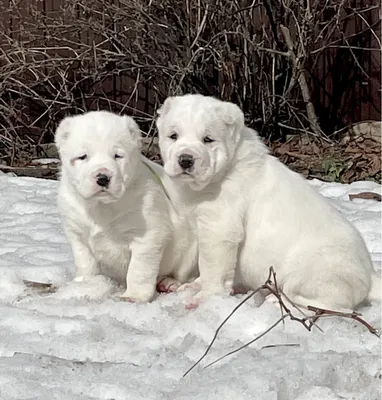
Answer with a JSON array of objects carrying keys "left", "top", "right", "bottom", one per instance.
[
  {"left": 156, "top": 94, "right": 381, "bottom": 310},
  {"left": 55, "top": 110, "right": 197, "bottom": 302}
]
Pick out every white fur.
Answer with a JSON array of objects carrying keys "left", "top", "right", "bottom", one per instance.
[
  {"left": 156, "top": 94, "right": 381, "bottom": 310},
  {"left": 55, "top": 111, "right": 197, "bottom": 302}
]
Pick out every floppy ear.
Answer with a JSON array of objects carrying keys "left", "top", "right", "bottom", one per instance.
[
  {"left": 55, "top": 116, "right": 75, "bottom": 151},
  {"left": 156, "top": 97, "right": 174, "bottom": 118},
  {"left": 216, "top": 102, "right": 244, "bottom": 142},
  {"left": 123, "top": 115, "right": 142, "bottom": 148},
  {"left": 217, "top": 102, "right": 244, "bottom": 128}
]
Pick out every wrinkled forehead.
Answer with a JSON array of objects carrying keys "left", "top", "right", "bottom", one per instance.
[
  {"left": 164, "top": 99, "right": 223, "bottom": 135},
  {"left": 70, "top": 116, "right": 130, "bottom": 148}
]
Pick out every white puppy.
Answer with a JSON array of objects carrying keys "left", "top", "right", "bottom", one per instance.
[
  {"left": 55, "top": 111, "right": 197, "bottom": 302},
  {"left": 156, "top": 94, "right": 381, "bottom": 310}
]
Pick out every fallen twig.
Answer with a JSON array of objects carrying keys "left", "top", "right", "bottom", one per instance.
[
  {"left": 182, "top": 288, "right": 259, "bottom": 377},
  {"left": 261, "top": 343, "right": 300, "bottom": 349},
  {"left": 307, "top": 306, "right": 380, "bottom": 337},
  {"left": 183, "top": 267, "right": 380, "bottom": 377},
  {"left": 203, "top": 314, "right": 289, "bottom": 370}
]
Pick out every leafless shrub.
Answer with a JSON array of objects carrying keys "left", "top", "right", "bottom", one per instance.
[{"left": 0, "top": 0, "right": 380, "bottom": 165}]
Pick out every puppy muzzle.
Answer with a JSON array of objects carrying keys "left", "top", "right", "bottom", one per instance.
[
  {"left": 178, "top": 153, "right": 195, "bottom": 172},
  {"left": 96, "top": 173, "right": 111, "bottom": 188}
]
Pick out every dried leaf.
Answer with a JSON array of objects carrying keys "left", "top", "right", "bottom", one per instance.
[
  {"left": 311, "top": 142, "right": 321, "bottom": 155},
  {"left": 275, "top": 142, "right": 292, "bottom": 155},
  {"left": 344, "top": 146, "right": 361, "bottom": 153},
  {"left": 342, "top": 170, "right": 355, "bottom": 183},
  {"left": 349, "top": 192, "right": 382, "bottom": 202},
  {"left": 23, "top": 280, "right": 57, "bottom": 293},
  {"left": 368, "top": 155, "right": 381, "bottom": 176},
  {"left": 284, "top": 151, "right": 310, "bottom": 160}
]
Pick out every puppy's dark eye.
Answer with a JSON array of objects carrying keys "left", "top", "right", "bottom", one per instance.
[
  {"left": 77, "top": 154, "right": 87, "bottom": 161},
  {"left": 169, "top": 132, "right": 178, "bottom": 140},
  {"left": 114, "top": 154, "right": 123, "bottom": 159},
  {"left": 203, "top": 136, "right": 215, "bottom": 144}
]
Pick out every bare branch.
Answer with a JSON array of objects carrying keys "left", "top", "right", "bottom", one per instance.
[{"left": 183, "top": 266, "right": 380, "bottom": 376}]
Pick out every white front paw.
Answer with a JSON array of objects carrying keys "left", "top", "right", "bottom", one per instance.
[
  {"left": 73, "top": 275, "right": 86, "bottom": 283},
  {"left": 185, "top": 287, "right": 229, "bottom": 310},
  {"left": 75, "top": 266, "right": 99, "bottom": 281},
  {"left": 120, "top": 284, "right": 155, "bottom": 303},
  {"left": 74, "top": 272, "right": 98, "bottom": 283},
  {"left": 177, "top": 280, "right": 202, "bottom": 293},
  {"left": 185, "top": 290, "right": 211, "bottom": 310}
]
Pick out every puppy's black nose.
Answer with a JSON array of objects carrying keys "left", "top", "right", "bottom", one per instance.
[
  {"left": 96, "top": 173, "right": 110, "bottom": 188},
  {"left": 178, "top": 154, "right": 194, "bottom": 170}
]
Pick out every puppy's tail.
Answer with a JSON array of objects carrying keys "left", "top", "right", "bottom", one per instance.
[{"left": 368, "top": 272, "right": 381, "bottom": 303}]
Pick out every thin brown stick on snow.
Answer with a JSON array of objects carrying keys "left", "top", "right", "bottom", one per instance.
[{"left": 183, "top": 267, "right": 380, "bottom": 376}]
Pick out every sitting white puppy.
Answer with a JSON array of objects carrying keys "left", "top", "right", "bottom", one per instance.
[
  {"left": 55, "top": 110, "right": 197, "bottom": 302},
  {"left": 156, "top": 94, "right": 381, "bottom": 310}
]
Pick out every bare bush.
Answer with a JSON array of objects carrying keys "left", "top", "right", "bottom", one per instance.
[{"left": 0, "top": 0, "right": 380, "bottom": 165}]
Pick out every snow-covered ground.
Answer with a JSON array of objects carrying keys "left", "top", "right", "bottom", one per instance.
[{"left": 0, "top": 173, "right": 381, "bottom": 400}]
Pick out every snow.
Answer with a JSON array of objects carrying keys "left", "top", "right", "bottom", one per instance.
[
  {"left": 31, "top": 158, "right": 60, "bottom": 165},
  {"left": 0, "top": 173, "right": 381, "bottom": 400}
]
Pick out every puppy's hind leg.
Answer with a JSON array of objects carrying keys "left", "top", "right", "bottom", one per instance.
[{"left": 281, "top": 269, "right": 368, "bottom": 312}]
